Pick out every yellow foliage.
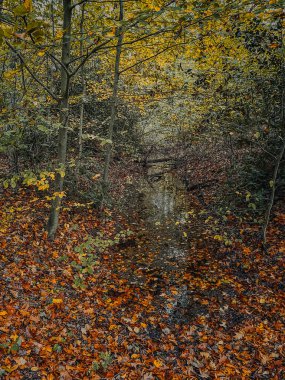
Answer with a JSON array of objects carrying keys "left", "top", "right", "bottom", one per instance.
[
  {"left": 53, "top": 192, "right": 66, "bottom": 199},
  {"left": 24, "top": 0, "right": 32, "bottom": 11}
]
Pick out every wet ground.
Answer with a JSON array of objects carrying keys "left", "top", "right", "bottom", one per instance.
[{"left": 119, "top": 160, "right": 208, "bottom": 324}]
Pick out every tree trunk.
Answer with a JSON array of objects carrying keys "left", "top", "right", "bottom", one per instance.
[
  {"left": 75, "top": 4, "right": 86, "bottom": 189},
  {"left": 262, "top": 78, "right": 285, "bottom": 246},
  {"left": 47, "top": 0, "right": 72, "bottom": 239},
  {"left": 101, "top": 0, "right": 124, "bottom": 206}
]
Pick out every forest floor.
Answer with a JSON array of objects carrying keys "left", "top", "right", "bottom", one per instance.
[{"left": 0, "top": 183, "right": 285, "bottom": 379}]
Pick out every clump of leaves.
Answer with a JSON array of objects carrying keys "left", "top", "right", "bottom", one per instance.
[
  {"left": 73, "top": 275, "right": 86, "bottom": 290},
  {"left": 176, "top": 206, "right": 244, "bottom": 246},
  {"left": 9, "top": 336, "right": 23, "bottom": 354},
  {"left": 72, "top": 229, "right": 134, "bottom": 288},
  {"left": 100, "top": 351, "right": 113, "bottom": 370},
  {"left": 88, "top": 352, "right": 113, "bottom": 374}
]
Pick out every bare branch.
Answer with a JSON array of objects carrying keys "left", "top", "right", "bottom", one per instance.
[
  {"left": 5, "top": 40, "right": 59, "bottom": 101},
  {"left": 119, "top": 42, "right": 184, "bottom": 75}
]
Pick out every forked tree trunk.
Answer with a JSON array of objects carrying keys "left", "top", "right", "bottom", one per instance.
[{"left": 47, "top": 0, "right": 72, "bottom": 239}]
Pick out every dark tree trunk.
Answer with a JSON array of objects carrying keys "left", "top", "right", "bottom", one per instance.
[{"left": 47, "top": 0, "right": 72, "bottom": 239}]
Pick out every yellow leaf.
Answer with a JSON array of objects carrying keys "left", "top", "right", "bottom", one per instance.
[
  {"left": 38, "top": 50, "right": 46, "bottom": 57},
  {"left": 55, "top": 30, "right": 63, "bottom": 39},
  {"left": 3, "top": 365, "right": 18, "bottom": 373},
  {"left": 11, "top": 334, "right": 18, "bottom": 341},
  {"left": 105, "top": 30, "right": 114, "bottom": 38},
  {"left": 53, "top": 192, "right": 66, "bottom": 199},
  {"left": 3, "top": 69, "right": 19, "bottom": 79},
  {"left": 52, "top": 298, "right": 63, "bottom": 304},
  {"left": 153, "top": 359, "right": 163, "bottom": 368},
  {"left": 24, "top": 0, "right": 32, "bottom": 11},
  {"left": 0, "top": 311, "right": 8, "bottom": 316}
]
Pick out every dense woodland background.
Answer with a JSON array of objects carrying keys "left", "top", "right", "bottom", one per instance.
[{"left": 0, "top": 1, "right": 285, "bottom": 379}]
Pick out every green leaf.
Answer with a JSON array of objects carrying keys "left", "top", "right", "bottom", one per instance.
[
  {"left": 248, "top": 203, "right": 256, "bottom": 210},
  {"left": 53, "top": 344, "right": 62, "bottom": 353},
  {"left": 10, "top": 343, "right": 19, "bottom": 352},
  {"left": 37, "top": 125, "right": 49, "bottom": 133},
  {"left": 0, "top": 369, "right": 6, "bottom": 376},
  {"left": 10, "top": 178, "right": 17, "bottom": 189}
]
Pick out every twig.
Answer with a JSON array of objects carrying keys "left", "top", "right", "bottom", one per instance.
[
  {"left": 5, "top": 40, "right": 59, "bottom": 101},
  {"left": 262, "top": 139, "right": 285, "bottom": 246}
]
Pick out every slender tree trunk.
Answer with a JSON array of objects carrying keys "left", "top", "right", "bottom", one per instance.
[
  {"left": 47, "top": 0, "right": 72, "bottom": 239},
  {"left": 262, "top": 59, "right": 285, "bottom": 246},
  {"left": 75, "top": 4, "right": 86, "bottom": 189},
  {"left": 51, "top": 0, "right": 55, "bottom": 39},
  {"left": 262, "top": 139, "right": 285, "bottom": 245},
  {"left": 101, "top": 0, "right": 124, "bottom": 206}
]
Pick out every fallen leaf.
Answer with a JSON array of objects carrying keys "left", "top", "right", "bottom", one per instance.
[
  {"left": 153, "top": 359, "right": 163, "bottom": 368},
  {"left": 52, "top": 298, "right": 63, "bottom": 304}
]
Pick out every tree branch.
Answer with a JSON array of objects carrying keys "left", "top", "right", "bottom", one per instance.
[
  {"left": 119, "top": 42, "right": 184, "bottom": 75},
  {"left": 5, "top": 40, "right": 59, "bottom": 101},
  {"left": 71, "top": 0, "right": 176, "bottom": 75}
]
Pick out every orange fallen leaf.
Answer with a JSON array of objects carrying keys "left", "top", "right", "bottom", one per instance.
[
  {"left": 52, "top": 298, "right": 63, "bottom": 304},
  {"left": 153, "top": 359, "right": 163, "bottom": 368},
  {"left": 42, "top": 345, "right": 53, "bottom": 353}
]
